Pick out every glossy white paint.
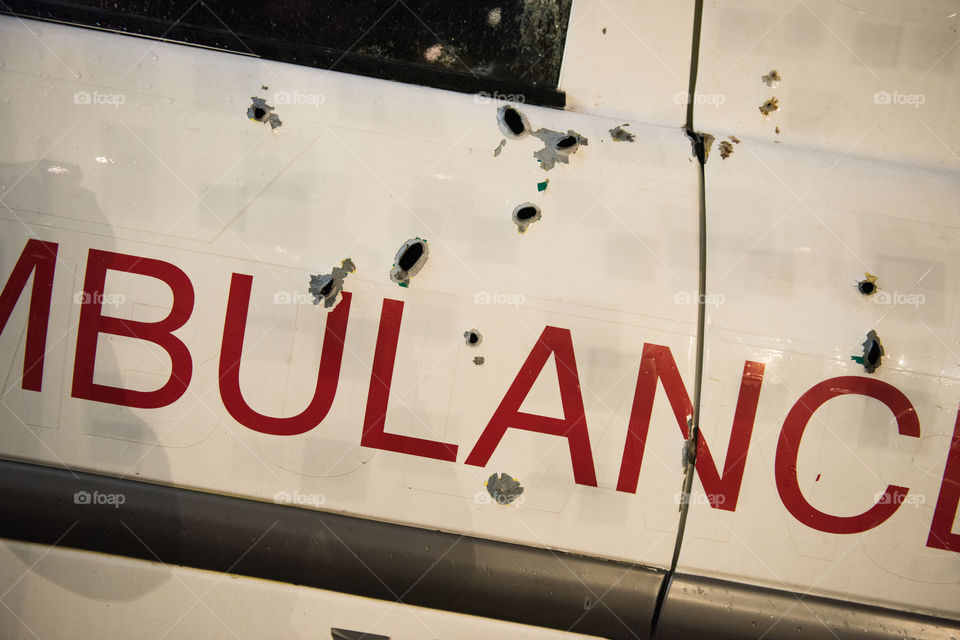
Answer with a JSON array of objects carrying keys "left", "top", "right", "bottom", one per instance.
[
  {"left": 0, "top": 538, "right": 601, "bottom": 639},
  {"left": 679, "top": 0, "right": 960, "bottom": 621},
  {"left": 0, "top": 16, "right": 698, "bottom": 571},
  {"left": 0, "top": 0, "right": 959, "bottom": 628},
  {"left": 560, "top": 0, "right": 695, "bottom": 125}
]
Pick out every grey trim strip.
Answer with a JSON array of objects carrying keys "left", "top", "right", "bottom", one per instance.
[
  {"left": 658, "top": 572, "right": 960, "bottom": 639},
  {"left": 0, "top": 459, "right": 662, "bottom": 640}
]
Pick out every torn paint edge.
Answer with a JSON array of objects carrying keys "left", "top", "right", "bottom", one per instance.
[
  {"left": 308, "top": 258, "right": 356, "bottom": 309},
  {"left": 389, "top": 237, "right": 429, "bottom": 286}
]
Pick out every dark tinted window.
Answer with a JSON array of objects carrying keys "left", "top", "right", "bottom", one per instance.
[{"left": 3, "top": 0, "right": 571, "bottom": 106}]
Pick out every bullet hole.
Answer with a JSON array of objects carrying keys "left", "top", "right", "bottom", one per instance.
[
  {"left": 389, "top": 238, "right": 429, "bottom": 287},
  {"left": 464, "top": 329, "right": 482, "bottom": 347},
  {"left": 497, "top": 105, "right": 530, "bottom": 139},
  {"left": 761, "top": 69, "right": 781, "bottom": 88},
  {"left": 609, "top": 124, "right": 635, "bottom": 142},
  {"left": 512, "top": 202, "right": 541, "bottom": 233},
  {"left": 531, "top": 128, "right": 588, "bottom": 170},
  {"left": 308, "top": 258, "right": 356, "bottom": 309},
  {"left": 247, "top": 96, "right": 282, "bottom": 129},
  {"left": 851, "top": 330, "right": 884, "bottom": 374},
  {"left": 485, "top": 473, "right": 523, "bottom": 504},
  {"left": 473, "top": 356, "right": 485, "bottom": 366},
  {"left": 504, "top": 108, "right": 525, "bottom": 135},
  {"left": 857, "top": 273, "right": 878, "bottom": 296},
  {"left": 398, "top": 242, "right": 423, "bottom": 271},
  {"left": 584, "top": 597, "right": 593, "bottom": 610},
  {"left": 759, "top": 97, "right": 779, "bottom": 117},
  {"left": 718, "top": 140, "right": 735, "bottom": 159}
]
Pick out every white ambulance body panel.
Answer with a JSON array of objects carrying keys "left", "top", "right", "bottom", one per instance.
[
  {"left": 0, "top": 0, "right": 959, "bottom": 635},
  {"left": 0, "top": 16, "right": 697, "bottom": 569},
  {"left": 682, "top": 0, "right": 960, "bottom": 621}
]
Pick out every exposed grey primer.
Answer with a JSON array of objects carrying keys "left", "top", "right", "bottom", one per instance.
[
  {"left": 389, "top": 238, "right": 429, "bottom": 286},
  {"left": 861, "top": 329, "right": 884, "bottom": 374},
  {"left": 464, "top": 329, "right": 483, "bottom": 347},
  {"left": 331, "top": 629, "right": 389, "bottom": 640},
  {"left": 512, "top": 202, "right": 542, "bottom": 233},
  {"left": 497, "top": 104, "right": 531, "bottom": 139},
  {"left": 486, "top": 473, "right": 523, "bottom": 504},
  {"left": 493, "top": 138, "right": 507, "bottom": 157},
  {"left": 473, "top": 355, "right": 485, "bottom": 366},
  {"left": 308, "top": 258, "right": 356, "bottom": 309},
  {"left": 761, "top": 69, "right": 782, "bottom": 87},
  {"left": 609, "top": 124, "right": 636, "bottom": 142},
  {"left": 247, "top": 96, "right": 282, "bottom": 129},
  {"left": 531, "top": 128, "right": 588, "bottom": 170}
]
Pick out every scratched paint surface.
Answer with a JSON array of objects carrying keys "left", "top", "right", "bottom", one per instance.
[
  {"left": 680, "top": 0, "right": 960, "bottom": 620},
  {"left": 0, "top": 17, "right": 698, "bottom": 570},
  {"left": 2, "top": 0, "right": 960, "bottom": 623}
]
